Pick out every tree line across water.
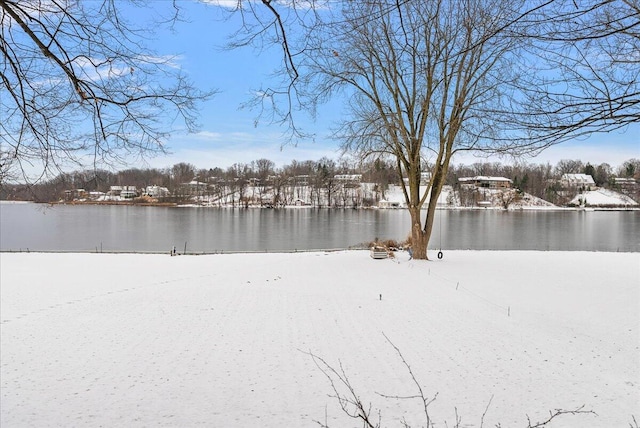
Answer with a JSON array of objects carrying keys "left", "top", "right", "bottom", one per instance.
[{"left": 2, "top": 157, "right": 639, "bottom": 206}]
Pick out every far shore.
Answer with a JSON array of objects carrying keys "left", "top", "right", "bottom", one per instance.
[{"left": 2, "top": 198, "right": 639, "bottom": 211}]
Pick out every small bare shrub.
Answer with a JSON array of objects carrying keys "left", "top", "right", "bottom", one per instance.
[
  {"left": 367, "top": 238, "right": 403, "bottom": 250},
  {"left": 305, "top": 334, "right": 595, "bottom": 428}
]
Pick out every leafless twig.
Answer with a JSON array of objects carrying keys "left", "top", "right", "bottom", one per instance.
[
  {"left": 526, "top": 405, "right": 596, "bottom": 428},
  {"left": 304, "top": 333, "right": 597, "bottom": 428},
  {"left": 302, "top": 349, "right": 381, "bottom": 428}
]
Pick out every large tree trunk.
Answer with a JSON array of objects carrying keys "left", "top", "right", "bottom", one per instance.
[
  {"left": 410, "top": 165, "right": 447, "bottom": 260},
  {"left": 422, "top": 191, "right": 439, "bottom": 258},
  {"left": 409, "top": 206, "right": 429, "bottom": 260}
]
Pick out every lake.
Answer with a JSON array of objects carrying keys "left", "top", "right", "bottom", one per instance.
[{"left": 1, "top": 202, "right": 638, "bottom": 253}]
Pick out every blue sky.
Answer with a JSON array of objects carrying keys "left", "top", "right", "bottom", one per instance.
[
  {"left": 137, "top": 1, "right": 345, "bottom": 171},
  {"left": 140, "top": 1, "right": 639, "bottom": 171}
]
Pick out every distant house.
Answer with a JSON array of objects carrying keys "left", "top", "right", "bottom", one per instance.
[
  {"left": 145, "top": 185, "right": 170, "bottom": 198},
  {"left": 458, "top": 176, "right": 512, "bottom": 189},
  {"left": 180, "top": 180, "right": 207, "bottom": 196},
  {"left": 402, "top": 172, "right": 432, "bottom": 186},
  {"left": 107, "top": 186, "right": 123, "bottom": 198},
  {"left": 561, "top": 173, "right": 595, "bottom": 188},
  {"left": 88, "top": 191, "right": 105, "bottom": 200},
  {"left": 120, "top": 186, "right": 137, "bottom": 199},
  {"left": 334, "top": 174, "right": 362, "bottom": 188},
  {"left": 266, "top": 175, "right": 282, "bottom": 184},
  {"left": 378, "top": 200, "right": 402, "bottom": 209},
  {"left": 107, "top": 185, "right": 137, "bottom": 199},
  {"left": 290, "top": 175, "right": 310, "bottom": 186},
  {"left": 334, "top": 174, "right": 362, "bottom": 182},
  {"left": 613, "top": 177, "right": 637, "bottom": 190},
  {"left": 64, "top": 189, "right": 87, "bottom": 200}
]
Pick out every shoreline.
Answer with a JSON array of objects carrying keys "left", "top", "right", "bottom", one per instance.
[
  {"left": 2, "top": 248, "right": 638, "bottom": 255},
  {"left": 2, "top": 199, "right": 639, "bottom": 211}
]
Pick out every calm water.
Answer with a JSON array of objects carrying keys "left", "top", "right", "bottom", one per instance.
[{"left": 1, "top": 202, "right": 638, "bottom": 253}]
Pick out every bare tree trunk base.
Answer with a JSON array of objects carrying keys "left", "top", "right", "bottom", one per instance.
[{"left": 410, "top": 210, "right": 429, "bottom": 260}]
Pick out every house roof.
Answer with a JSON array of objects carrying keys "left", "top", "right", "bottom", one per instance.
[
  {"left": 458, "top": 176, "right": 512, "bottom": 182},
  {"left": 562, "top": 173, "right": 595, "bottom": 184}
]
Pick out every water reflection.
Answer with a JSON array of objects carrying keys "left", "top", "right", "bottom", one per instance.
[{"left": 1, "top": 203, "right": 637, "bottom": 252}]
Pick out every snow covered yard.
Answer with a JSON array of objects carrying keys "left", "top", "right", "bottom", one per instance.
[{"left": 1, "top": 250, "right": 638, "bottom": 427}]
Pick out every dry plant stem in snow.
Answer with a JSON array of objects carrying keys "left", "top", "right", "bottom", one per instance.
[
  {"left": 305, "top": 333, "right": 596, "bottom": 428},
  {"left": 377, "top": 332, "right": 438, "bottom": 428},
  {"left": 522, "top": 406, "right": 596, "bottom": 428},
  {"left": 305, "top": 352, "right": 382, "bottom": 428}
]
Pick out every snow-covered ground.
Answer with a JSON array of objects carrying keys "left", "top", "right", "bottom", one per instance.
[
  {"left": 1, "top": 251, "right": 638, "bottom": 427},
  {"left": 381, "top": 184, "right": 452, "bottom": 207},
  {"left": 570, "top": 188, "right": 639, "bottom": 207}
]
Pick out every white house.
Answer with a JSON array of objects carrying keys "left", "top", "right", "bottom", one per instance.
[
  {"left": 107, "top": 186, "right": 122, "bottom": 197},
  {"left": 334, "top": 174, "right": 362, "bottom": 188},
  {"left": 561, "top": 173, "right": 595, "bottom": 187},
  {"left": 402, "top": 172, "right": 432, "bottom": 186},
  {"left": 120, "top": 186, "right": 137, "bottom": 199},
  {"left": 145, "top": 185, "right": 170, "bottom": 197},
  {"left": 88, "top": 191, "right": 105, "bottom": 200},
  {"left": 290, "top": 175, "right": 310, "bottom": 186},
  {"left": 179, "top": 180, "right": 207, "bottom": 196},
  {"left": 613, "top": 177, "right": 637, "bottom": 190},
  {"left": 105, "top": 185, "right": 137, "bottom": 200},
  {"left": 334, "top": 174, "right": 362, "bottom": 182}
]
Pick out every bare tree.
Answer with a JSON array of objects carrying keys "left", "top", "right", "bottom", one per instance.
[
  {"left": 315, "top": 157, "right": 336, "bottom": 207},
  {"left": 171, "top": 162, "right": 196, "bottom": 185},
  {"left": 288, "top": 1, "right": 538, "bottom": 258},
  {"left": 618, "top": 158, "right": 640, "bottom": 178},
  {"left": 253, "top": 158, "right": 275, "bottom": 205},
  {"left": 243, "top": 0, "right": 640, "bottom": 141},
  {"left": 0, "top": 147, "right": 17, "bottom": 186},
  {"left": 553, "top": 159, "right": 585, "bottom": 176},
  {"left": 510, "top": 0, "right": 640, "bottom": 142},
  {"left": 226, "top": 162, "right": 251, "bottom": 207},
  {"left": 215, "top": 0, "right": 638, "bottom": 258},
  {"left": 0, "top": 0, "right": 212, "bottom": 183},
  {"left": 213, "top": 0, "right": 319, "bottom": 141},
  {"left": 363, "top": 157, "right": 398, "bottom": 202},
  {"left": 269, "top": 172, "right": 287, "bottom": 207}
]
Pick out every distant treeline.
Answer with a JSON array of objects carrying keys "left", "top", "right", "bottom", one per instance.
[{"left": 2, "top": 157, "right": 639, "bottom": 204}]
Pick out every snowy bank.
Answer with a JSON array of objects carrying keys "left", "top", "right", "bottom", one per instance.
[
  {"left": 570, "top": 188, "right": 639, "bottom": 207},
  {"left": 1, "top": 251, "right": 638, "bottom": 427}
]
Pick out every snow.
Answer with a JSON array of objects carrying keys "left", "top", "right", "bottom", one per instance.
[
  {"left": 382, "top": 184, "right": 452, "bottom": 207},
  {"left": 1, "top": 251, "right": 638, "bottom": 427},
  {"left": 570, "top": 188, "right": 638, "bottom": 207},
  {"left": 380, "top": 185, "right": 563, "bottom": 209}
]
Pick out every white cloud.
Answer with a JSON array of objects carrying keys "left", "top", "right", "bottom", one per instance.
[
  {"left": 192, "top": 131, "right": 224, "bottom": 141},
  {"left": 200, "top": 0, "right": 330, "bottom": 10},
  {"left": 199, "top": 0, "right": 242, "bottom": 8}
]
